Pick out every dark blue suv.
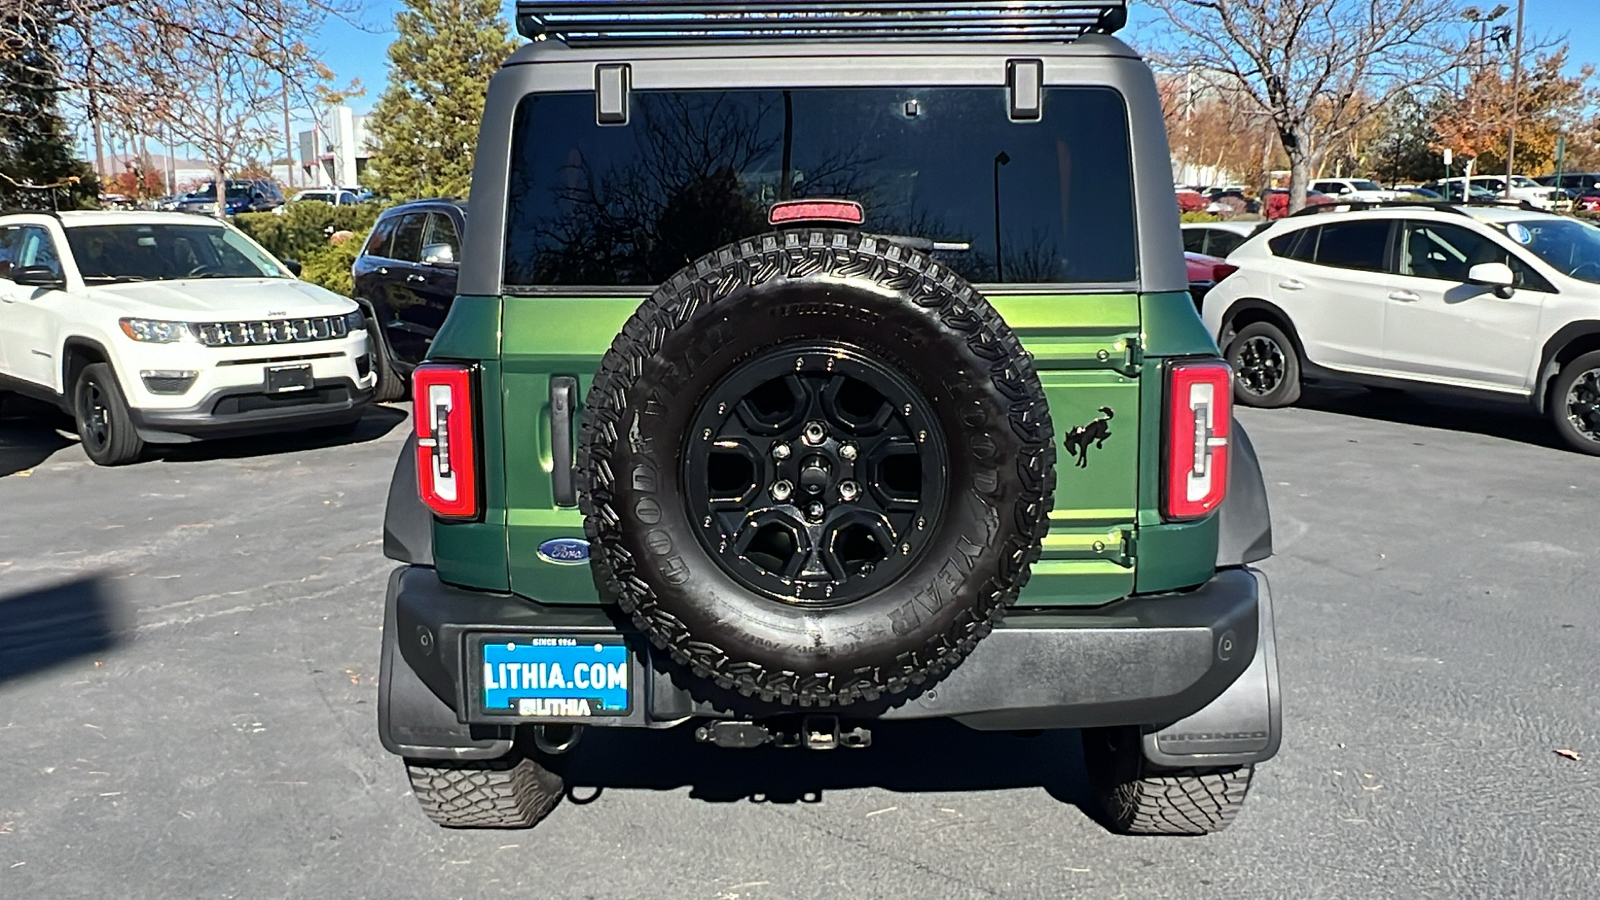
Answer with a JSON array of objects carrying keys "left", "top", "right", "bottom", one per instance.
[{"left": 351, "top": 199, "right": 466, "bottom": 400}]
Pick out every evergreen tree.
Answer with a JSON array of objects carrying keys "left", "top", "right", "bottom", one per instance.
[
  {"left": 1369, "top": 93, "right": 1451, "bottom": 186},
  {"left": 366, "top": 0, "right": 516, "bottom": 200},
  {"left": 0, "top": 3, "right": 95, "bottom": 207}
]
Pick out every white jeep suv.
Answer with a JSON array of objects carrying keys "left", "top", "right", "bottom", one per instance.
[
  {"left": 1201, "top": 204, "right": 1600, "bottom": 454},
  {"left": 0, "top": 211, "right": 375, "bottom": 465}
]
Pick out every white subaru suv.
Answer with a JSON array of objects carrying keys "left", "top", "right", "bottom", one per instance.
[
  {"left": 0, "top": 210, "right": 375, "bottom": 465},
  {"left": 1201, "top": 203, "right": 1600, "bottom": 454}
]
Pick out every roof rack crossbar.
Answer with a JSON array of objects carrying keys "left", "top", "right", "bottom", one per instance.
[
  {"left": 1287, "top": 198, "right": 1547, "bottom": 218},
  {"left": 516, "top": 0, "right": 1128, "bottom": 45}
]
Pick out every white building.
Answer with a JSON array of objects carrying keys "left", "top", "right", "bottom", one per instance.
[{"left": 297, "top": 106, "right": 374, "bottom": 190}]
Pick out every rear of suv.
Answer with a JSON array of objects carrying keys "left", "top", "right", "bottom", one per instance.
[
  {"left": 377, "top": 0, "right": 1280, "bottom": 836},
  {"left": 352, "top": 199, "right": 467, "bottom": 401}
]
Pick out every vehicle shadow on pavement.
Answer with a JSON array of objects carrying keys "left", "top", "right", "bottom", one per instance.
[
  {"left": 560, "top": 718, "right": 1094, "bottom": 809},
  {"left": 1295, "top": 384, "right": 1564, "bottom": 450},
  {"left": 0, "top": 575, "right": 127, "bottom": 685},
  {"left": 0, "top": 397, "right": 76, "bottom": 477},
  {"left": 149, "top": 403, "right": 409, "bottom": 464}
]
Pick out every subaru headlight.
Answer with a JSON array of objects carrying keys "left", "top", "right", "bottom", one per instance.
[
  {"left": 344, "top": 309, "right": 366, "bottom": 332},
  {"left": 119, "top": 318, "right": 192, "bottom": 343}
]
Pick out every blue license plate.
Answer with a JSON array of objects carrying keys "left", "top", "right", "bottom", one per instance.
[{"left": 480, "top": 636, "right": 631, "bottom": 717}]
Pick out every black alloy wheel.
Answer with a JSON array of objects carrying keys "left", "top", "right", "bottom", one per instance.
[
  {"left": 78, "top": 380, "right": 112, "bottom": 451},
  {"left": 1551, "top": 350, "right": 1600, "bottom": 455},
  {"left": 683, "top": 344, "right": 947, "bottom": 607},
  {"left": 1226, "top": 321, "right": 1302, "bottom": 408}
]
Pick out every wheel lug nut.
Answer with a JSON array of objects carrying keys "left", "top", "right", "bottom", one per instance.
[
  {"left": 839, "top": 480, "right": 860, "bottom": 501},
  {"left": 839, "top": 443, "right": 857, "bottom": 461},
  {"left": 772, "top": 442, "right": 791, "bottom": 460},
  {"left": 802, "top": 421, "right": 827, "bottom": 446},
  {"left": 771, "top": 479, "right": 793, "bottom": 502},
  {"left": 806, "top": 501, "right": 825, "bottom": 520}
]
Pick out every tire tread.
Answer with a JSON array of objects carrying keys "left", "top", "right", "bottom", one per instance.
[{"left": 405, "top": 756, "right": 563, "bottom": 829}]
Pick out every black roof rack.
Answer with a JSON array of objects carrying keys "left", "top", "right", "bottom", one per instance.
[
  {"left": 515, "top": 0, "right": 1128, "bottom": 45},
  {"left": 1287, "top": 198, "right": 1546, "bottom": 219}
]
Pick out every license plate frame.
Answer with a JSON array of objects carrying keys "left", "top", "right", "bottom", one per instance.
[
  {"left": 474, "top": 634, "right": 632, "bottom": 718},
  {"left": 265, "top": 363, "right": 313, "bottom": 393}
]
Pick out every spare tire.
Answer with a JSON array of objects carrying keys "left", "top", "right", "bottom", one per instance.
[{"left": 578, "top": 229, "right": 1054, "bottom": 707}]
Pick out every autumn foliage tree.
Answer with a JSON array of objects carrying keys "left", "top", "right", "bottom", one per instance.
[
  {"left": 5, "top": 0, "right": 355, "bottom": 211},
  {"left": 1145, "top": 0, "right": 1470, "bottom": 213},
  {"left": 1434, "top": 48, "right": 1599, "bottom": 176}
]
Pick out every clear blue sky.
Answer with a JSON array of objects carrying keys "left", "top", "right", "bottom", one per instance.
[{"left": 318, "top": 0, "right": 1597, "bottom": 119}]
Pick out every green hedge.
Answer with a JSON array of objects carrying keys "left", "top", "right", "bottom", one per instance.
[{"left": 233, "top": 202, "right": 388, "bottom": 297}]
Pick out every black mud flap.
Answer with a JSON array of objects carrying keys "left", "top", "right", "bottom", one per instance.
[{"left": 379, "top": 567, "right": 512, "bottom": 760}]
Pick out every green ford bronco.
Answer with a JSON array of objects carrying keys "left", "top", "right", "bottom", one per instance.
[{"left": 377, "top": 0, "right": 1280, "bottom": 836}]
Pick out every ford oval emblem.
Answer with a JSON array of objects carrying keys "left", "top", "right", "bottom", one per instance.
[{"left": 537, "top": 538, "right": 591, "bottom": 565}]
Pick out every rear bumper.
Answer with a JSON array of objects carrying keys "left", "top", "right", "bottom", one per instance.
[
  {"left": 380, "top": 565, "right": 1278, "bottom": 762},
  {"left": 129, "top": 377, "right": 372, "bottom": 441}
]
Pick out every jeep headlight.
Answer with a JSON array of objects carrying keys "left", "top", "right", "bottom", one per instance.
[
  {"left": 119, "top": 318, "right": 192, "bottom": 343},
  {"left": 344, "top": 309, "right": 366, "bottom": 332}
]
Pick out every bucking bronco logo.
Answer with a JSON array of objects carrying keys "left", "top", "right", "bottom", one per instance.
[{"left": 1063, "top": 407, "right": 1114, "bottom": 468}]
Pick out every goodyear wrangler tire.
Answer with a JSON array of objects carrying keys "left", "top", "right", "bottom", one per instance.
[{"left": 579, "top": 230, "right": 1054, "bottom": 708}]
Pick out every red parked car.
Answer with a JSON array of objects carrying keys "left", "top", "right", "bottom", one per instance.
[
  {"left": 1185, "top": 250, "right": 1237, "bottom": 307},
  {"left": 1575, "top": 189, "right": 1600, "bottom": 212},
  {"left": 1264, "top": 188, "right": 1334, "bottom": 219},
  {"left": 1175, "top": 188, "right": 1208, "bottom": 213}
]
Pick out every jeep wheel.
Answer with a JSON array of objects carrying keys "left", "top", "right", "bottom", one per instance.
[
  {"left": 1550, "top": 350, "right": 1600, "bottom": 456},
  {"left": 1226, "top": 321, "right": 1301, "bottom": 408},
  {"left": 1082, "top": 726, "right": 1254, "bottom": 835},
  {"left": 579, "top": 229, "right": 1055, "bottom": 708},
  {"left": 366, "top": 317, "right": 409, "bottom": 403},
  {"left": 73, "top": 362, "right": 144, "bottom": 466},
  {"left": 404, "top": 755, "right": 564, "bottom": 829}
]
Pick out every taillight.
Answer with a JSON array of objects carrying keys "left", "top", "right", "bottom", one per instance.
[
  {"left": 1212, "top": 262, "right": 1240, "bottom": 283},
  {"left": 413, "top": 364, "right": 479, "bottom": 520},
  {"left": 1164, "top": 359, "right": 1232, "bottom": 520}
]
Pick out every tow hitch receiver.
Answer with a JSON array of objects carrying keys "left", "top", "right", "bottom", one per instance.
[{"left": 694, "top": 716, "right": 872, "bottom": 750}]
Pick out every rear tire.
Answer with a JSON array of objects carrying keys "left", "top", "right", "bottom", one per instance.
[
  {"left": 1083, "top": 726, "right": 1254, "bottom": 835},
  {"left": 73, "top": 362, "right": 144, "bottom": 466},
  {"left": 404, "top": 755, "right": 564, "bottom": 829},
  {"left": 367, "top": 316, "right": 408, "bottom": 403},
  {"left": 1549, "top": 350, "right": 1600, "bottom": 456},
  {"left": 1226, "top": 321, "right": 1301, "bottom": 408}
]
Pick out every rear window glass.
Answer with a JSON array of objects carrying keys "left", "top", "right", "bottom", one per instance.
[
  {"left": 504, "top": 87, "right": 1137, "bottom": 287},
  {"left": 1268, "top": 228, "right": 1314, "bottom": 261}
]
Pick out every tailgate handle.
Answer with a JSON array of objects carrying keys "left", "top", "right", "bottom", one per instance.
[{"left": 550, "top": 376, "right": 578, "bottom": 507}]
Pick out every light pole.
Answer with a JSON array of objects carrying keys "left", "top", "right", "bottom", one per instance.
[
  {"left": 1460, "top": 4, "right": 1508, "bottom": 199},
  {"left": 1503, "top": 0, "right": 1526, "bottom": 198},
  {"left": 992, "top": 151, "right": 1010, "bottom": 282}
]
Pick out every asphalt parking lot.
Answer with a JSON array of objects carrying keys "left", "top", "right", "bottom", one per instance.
[{"left": 2, "top": 387, "right": 1597, "bottom": 899}]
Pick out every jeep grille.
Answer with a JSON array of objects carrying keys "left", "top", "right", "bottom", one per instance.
[{"left": 190, "top": 317, "right": 350, "bottom": 347}]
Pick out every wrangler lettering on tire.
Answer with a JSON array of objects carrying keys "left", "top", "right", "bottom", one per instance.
[{"left": 578, "top": 230, "right": 1055, "bottom": 708}]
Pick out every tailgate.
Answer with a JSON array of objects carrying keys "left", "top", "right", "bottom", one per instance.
[{"left": 499, "top": 292, "right": 1142, "bottom": 607}]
